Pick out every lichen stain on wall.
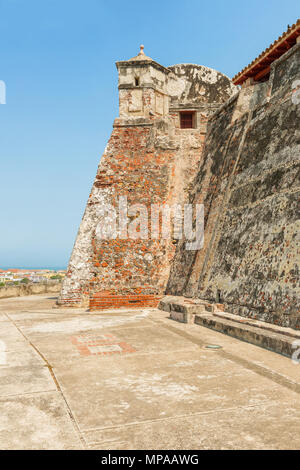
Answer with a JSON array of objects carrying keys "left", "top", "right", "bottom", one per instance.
[{"left": 167, "top": 45, "right": 300, "bottom": 329}]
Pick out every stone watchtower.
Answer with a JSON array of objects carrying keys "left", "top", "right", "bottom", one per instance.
[
  {"left": 116, "top": 45, "right": 170, "bottom": 120},
  {"left": 58, "top": 47, "right": 236, "bottom": 309}
]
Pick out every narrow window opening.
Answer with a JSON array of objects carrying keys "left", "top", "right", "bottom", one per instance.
[
  {"left": 135, "top": 77, "right": 140, "bottom": 86},
  {"left": 216, "top": 289, "right": 222, "bottom": 303},
  {"left": 180, "top": 111, "right": 195, "bottom": 129}
]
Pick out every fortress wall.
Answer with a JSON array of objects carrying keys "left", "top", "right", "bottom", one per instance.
[
  {"left": 88, "top": 119, "right": 180, "bottom": 310},
  {"left": 0, "top": 281, "right": 61, "bottom": 299},
  {"left": 58, "top": 56, "right": 237, "bottom": 310},
  {"left": 167, "top": 44, "right": 300, "bottom": 328},
  {"left": 59, "top": 117, "right": 204, "bottom": 309}
]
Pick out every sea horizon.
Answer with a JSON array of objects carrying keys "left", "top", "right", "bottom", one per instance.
[{"left": 0, "top": 266, "right": 67, "bottom": 271}]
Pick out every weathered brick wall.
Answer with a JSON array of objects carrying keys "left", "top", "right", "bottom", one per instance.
[
  {"left": 58, "top": 57, "right": 236, "bottom": 310},
  {"left": 59, "top": 116, "right": 204, "bottom": 309},
  {"left": 89, "top": 120, "right": 177, "bottom": 309},
  {"left": 167, "top": 44, "right": 300, "bottom": 329}
]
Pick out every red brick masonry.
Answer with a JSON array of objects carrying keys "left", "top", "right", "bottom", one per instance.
[{"left": 89, "top": 293, "right": 162, "bottom": 310}]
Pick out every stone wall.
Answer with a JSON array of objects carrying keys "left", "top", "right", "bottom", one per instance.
[
  {"left": 59, "top": 116, "right": 205, "bottom": 309},
  {"left": 166, "top": 44, "right": 300, "bottom": 329},
  {"left": 58, "top": 55, "right": 236, "bottom": 309}
]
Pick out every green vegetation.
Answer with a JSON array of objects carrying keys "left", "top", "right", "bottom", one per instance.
[
  {"left": 50, "top": 274, "right": 62, "bottom": 280},
  {"left": 20, "top": 278, "right": 30, "bottom": 284}
]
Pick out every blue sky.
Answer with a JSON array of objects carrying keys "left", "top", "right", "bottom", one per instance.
[{"left": 0, "top": 0, "right": 299, "bottom": 268}]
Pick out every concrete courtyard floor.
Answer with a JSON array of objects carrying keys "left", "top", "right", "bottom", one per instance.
[{"left": 0, "top": 294, "right": 299, "bottom": 450}]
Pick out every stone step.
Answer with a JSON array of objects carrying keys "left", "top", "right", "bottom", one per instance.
[{"left": 159, "top": 296, "right": 300, "bottom": 358}]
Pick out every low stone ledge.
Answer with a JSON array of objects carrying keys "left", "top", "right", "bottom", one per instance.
[
  {"left": 213, "top": 311, "right": 300, "bottom": 339},
  {"left": 158, "top": 296, "right": 179, "bottom": 313},
  {"left": 195, "top": 313, "right": 299, "bottom": 358},
  {"left": 169, "top": 310, "right": 194, "bottom": 324},
  {"left": 158, "top": 295, "right": 221, "bottom": 317},
  {"left": 0, "top": 281, "right": 61, "bottom": 299}
]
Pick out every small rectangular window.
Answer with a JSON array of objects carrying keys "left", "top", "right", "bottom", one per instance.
[{"left": 180, "top": 111, "right": 195, "bottom": 129}]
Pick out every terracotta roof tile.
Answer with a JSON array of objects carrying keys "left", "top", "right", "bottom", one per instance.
[{"left": 233, "top": 19, "right": 300, "bottom": 85}]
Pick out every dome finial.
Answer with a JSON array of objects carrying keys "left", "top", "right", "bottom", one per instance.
[{"left": 128, "top": 45, "right": 152, "bottom": 62}]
